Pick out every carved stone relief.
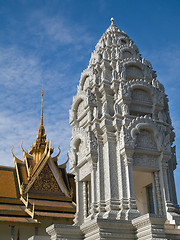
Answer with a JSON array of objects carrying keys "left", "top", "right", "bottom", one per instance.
[
  {"left": 133, "top": 153, "right": 159, "bottom": 169},
  {"left": 126, "top": 65, "right": 144, "bottom": 80},
  {"left": 77, "top": 100, "right": 85, "bottom": 118},
  {"left": 131, "top": 88, "right": 152, "bottom": 104},
  {"left": 136, "top": 130, "right": 157, "bottom": 151}
]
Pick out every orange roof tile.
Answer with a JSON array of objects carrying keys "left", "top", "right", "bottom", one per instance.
[
  {"left": 35, "top": 211, "right": 74, "bottom": 218},
  {"left": 0, "top": 216, "right": 38, "bottom": 224},
  {"left": 29, "top": 199, "right": 75, "bottom": 209},
  {"left": 19, "top": 165, "right": 28, "bottom": 184},
  {"left": 28, "top": 199, "right": 76, "bottom": 213},
  {"left": 0, "top": 168, "right": 18, "bottom": 199},
  {"left": 0, "top": 204, "right": 24, "bottom": 211}
]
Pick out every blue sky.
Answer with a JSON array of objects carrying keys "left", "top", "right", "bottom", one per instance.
[{"left": 0, "top": 0, "right": 180, "bottom": 202}]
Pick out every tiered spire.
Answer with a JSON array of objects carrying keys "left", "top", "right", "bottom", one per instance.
[
  {"left": 29, "top": 89, "right": 47, "bottom": 156},
  {"left": 37, "top": 88, "right": 46, "bottom": 142},
  {"left": 40, "top": 88, "right": 44, "bottom": 126}
]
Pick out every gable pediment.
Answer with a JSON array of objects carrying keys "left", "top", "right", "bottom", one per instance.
[{"left": 30, "top": 163, "right": 63, "bottom": 194}]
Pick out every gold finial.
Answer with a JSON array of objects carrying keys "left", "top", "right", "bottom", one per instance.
[{"left": 41, "top": 88, "right": 43, "bottom": 126}]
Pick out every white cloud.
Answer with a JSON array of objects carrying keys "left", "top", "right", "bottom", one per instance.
[
  {"left": 25, "top": 11, "right": 95, "bottom": 52},
  {"left": 0, "top": 46, "right": 42, "bottom": 89},
  {"left": 0, "top": 44, "right": 75, "bottom": 168}
]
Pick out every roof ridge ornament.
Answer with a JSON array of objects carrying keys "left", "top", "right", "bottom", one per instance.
[
  {"left": 11, "top": 146, "right": 23, "bottom": 163},
  {"left": 21, "top": 141, "right": 33, "bottom": 159}
]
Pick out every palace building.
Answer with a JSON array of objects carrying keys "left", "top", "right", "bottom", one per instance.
[
  {"left": 1, "top": 19, "right": 180, "bottom": 239},
  {"left": 0, "top": 91, "right": 76, "bottom": 239}
]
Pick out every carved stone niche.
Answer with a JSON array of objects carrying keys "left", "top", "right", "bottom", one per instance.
[
  {"left": 133, "top": 129, "right": 159, "bottom": 170},
  {"left": 121, "top": 49, "right": 133, "bottom": 59},
  {"left": 125, "top": 64, "right": 144, "bottom": 81},
  {"left": 136, "top": 129, "right": 157, "bottom": 151},
  {"left": 129, "top": 87, "right": 153, "bottom": 117}
]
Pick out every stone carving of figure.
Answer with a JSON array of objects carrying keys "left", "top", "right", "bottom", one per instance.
[
  {"left": 158, "top": 110, "right": 169, "bottom": 123},
  {"left": 114, "top": 103, "right": 120, "bottom": 115},
  {"left": 93, "top": 106, "right": 98, "bottom": 119},
  {"left": 158, "top": 111, "right": 164, "bottom": 122},
  {"left": 163, "top": 134, "right": 171, "bottom": 152},
  {"left": 103, "top": 50, "right": 109, "bottom": 60},
  {"left": 111, "top": 50, "right": 116, "bottom": 59},
  {"left": 88, "top": 91, "right": 96, "bottom": 105},
  {"left": 102, "top": 102, "right": 109, "bottom": 116},
  {"left": 123, "top": 127, "right": 134, "bottom": 148},
  {"left": 152, "top": 79, "right": 159, "bottom": 89},
  {"left": 122, "top": 84, "right": 129, "bottom": 97},
  {"left": 121, "top": 103, "right": 129, "bottom": 116},
  {"left": 120, "top": 66, "right": 126, "bottom": 79},
  {"left": 89, "top": 131, "right": 98, "bottom": 152},
  {"left": 112, "top": 69, "right": 118, "bottom": 80}
]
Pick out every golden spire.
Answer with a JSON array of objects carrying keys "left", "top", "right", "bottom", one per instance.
[
  {"left": 29, "top": 88, "right": 47, "bottom": 156},
  {"left": 40, "top": 88, "right": 43, "bottom": 126},
  {"left": 37, "top": 87, "right": 46, "bottom": 142}
]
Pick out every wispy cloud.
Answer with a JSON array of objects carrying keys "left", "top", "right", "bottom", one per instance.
[
  {"left": 0, "top": 47, "right": 42, "bottom": 88},
  {"left": 0, "top": 44, "right": 74, "bottom": 167}
]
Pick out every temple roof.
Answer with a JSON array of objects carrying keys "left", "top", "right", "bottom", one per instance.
[{"left": 0, "top": 90, "right": 76, "bottom": 225}]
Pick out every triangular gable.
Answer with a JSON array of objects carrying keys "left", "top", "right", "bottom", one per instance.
[{"left": 30, "top": 163, "right": 63, "bottom": 194}]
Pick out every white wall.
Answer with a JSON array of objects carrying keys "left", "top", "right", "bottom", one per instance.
[{"left": 133, "top": 170, "right": 153, "bottom": 215}]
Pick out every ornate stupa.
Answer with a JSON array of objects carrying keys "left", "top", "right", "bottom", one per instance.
[{"left": 46, "top": 18, "right": 180, "bottom": 239}]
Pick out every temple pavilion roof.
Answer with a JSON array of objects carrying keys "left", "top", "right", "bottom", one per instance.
[{"left": 0, "top": 90, "right": 76, "bottom": 225}]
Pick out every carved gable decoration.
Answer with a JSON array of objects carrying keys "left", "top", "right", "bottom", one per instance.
[
  {"left": 136, "top": 130, "right": 157, "bottom": 151},
  {"left": 31, "top": 164, "right": 62, "bottom": 193}
]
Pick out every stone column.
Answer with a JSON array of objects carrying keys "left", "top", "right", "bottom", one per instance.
[
  {"left": 124, "top": 154, "right": 139, "bottom": 220},
  {"left": 168, "top": 168, "right": 178, "bottom": 206},
  {"left": 96, "top": 137, "right": 106, "bottom": 215},
  {"left": 125, "top": 157, "right": 135, "bottom": 200},
  {"left": 102, "top": 129, "right": 120, "bottom": 218},
  {"left": 153, "top": 171, "right": 164, "bottom": 216},
  {"left": 162, "top": 161, "right": 171, "bottom": 203},
  {"left": 74, "top": 174, "right": 84, "bottom": 225},
  {"left": 161, "top": 159, "right": 179, "bottom": 217},
  {"left": 83, "top": 181, "right": 87, "bottom": 218},
  {"left": 90, "top": 162, "right": 98, "bottom": 215}
]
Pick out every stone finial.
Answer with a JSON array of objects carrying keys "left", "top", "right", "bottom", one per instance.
[{"left": 111, "top": 17, "right": 114, "bottom": 25}]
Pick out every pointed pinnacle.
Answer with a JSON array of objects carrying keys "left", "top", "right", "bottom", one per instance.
[
  {"left": 111, "top": 17, "right": 114, "bottom": 25},
  {"left": 41, "top": 88, "right": 43, "bottom": 126}
]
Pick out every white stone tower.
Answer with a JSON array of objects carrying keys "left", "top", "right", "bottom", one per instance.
[{"left": 47, "top": 18, "right": 180, "bottom": 240}]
